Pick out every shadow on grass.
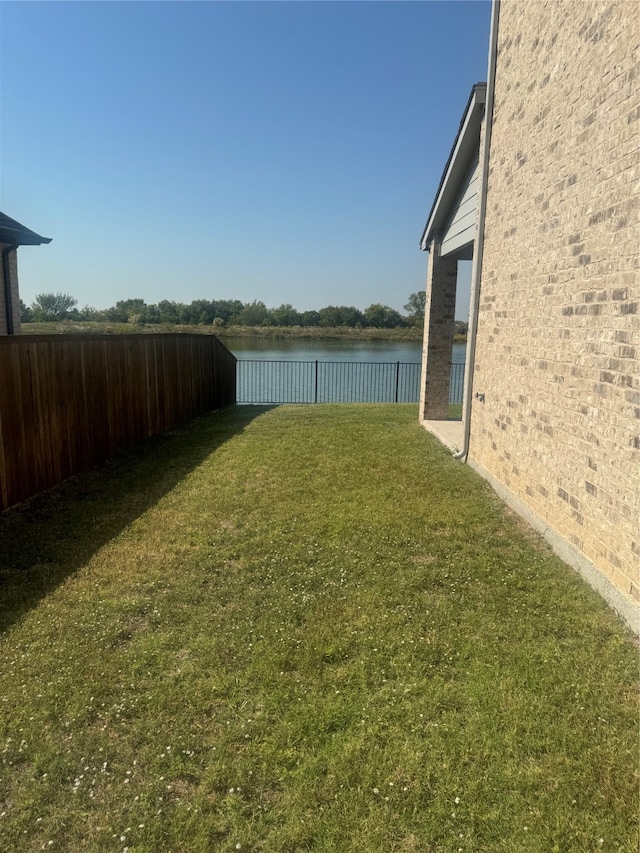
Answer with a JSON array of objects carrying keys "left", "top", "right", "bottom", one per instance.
[{"left": 0, "top": 405, "right": 273, "bottom": 635}]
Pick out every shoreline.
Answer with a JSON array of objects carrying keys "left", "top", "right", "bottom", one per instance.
[{"left": 21, "top": 321, "right": 467, "bottom": 344}]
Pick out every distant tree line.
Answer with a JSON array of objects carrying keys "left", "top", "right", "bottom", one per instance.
[{"left": 21, "top": 290, "right": 468, "bottom": 335}]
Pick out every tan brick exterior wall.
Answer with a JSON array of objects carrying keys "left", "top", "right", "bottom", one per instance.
[
  {"left": 419, "top": 245, "right": 458, "bottom": 420},
  {"left": 0, "top": 245, "right": 21, "bottom": 335},
  {"left": 469, "top": 0, "right": 640, "bottom": 607}
]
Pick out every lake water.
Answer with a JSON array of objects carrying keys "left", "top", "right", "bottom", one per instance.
[
  {"left": 224, "top": 337, "right": 466, "bottom": 365},
  {"left": 227, "top": 337, "right": 467, "bottom": 405}
]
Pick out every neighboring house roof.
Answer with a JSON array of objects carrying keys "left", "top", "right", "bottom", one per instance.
[
  {"left": 419, "top": 82, "right": 486, "bottom": 255},
  {"left": 0, "top": 212, "right": 52, "bottom": 246}
]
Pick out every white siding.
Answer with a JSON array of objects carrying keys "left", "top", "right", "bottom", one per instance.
[{"left": 440, "top": 155, "right": 480, "bottom": 257}]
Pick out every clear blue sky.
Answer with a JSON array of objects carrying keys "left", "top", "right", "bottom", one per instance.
[{"left": 1, "top": 1, "right": 491, "bottom": 319}]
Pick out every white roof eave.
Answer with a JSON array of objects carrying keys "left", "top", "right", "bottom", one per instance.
[{"left": 420, "top": 84, "right": 486, "bottom": 252}]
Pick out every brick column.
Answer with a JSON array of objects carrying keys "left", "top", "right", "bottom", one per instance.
[{"left": 419, "top": 240, "right": 457, "bottom": 420}]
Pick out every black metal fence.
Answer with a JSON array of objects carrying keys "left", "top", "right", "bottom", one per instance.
[
  {"left": 449, "top": 362, "right": 465, "bottom": 406},
  {"left": 237, "top": 360, "right": 465, "bottom": 406}
]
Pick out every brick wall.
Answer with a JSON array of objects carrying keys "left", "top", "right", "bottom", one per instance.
[
  {"left": 0, "top": 245, "right": 22, "bottom": 335},
  {"left": 469, "top": 0, "right": 639, "bottom": 609},
  {"left": 419, "top": 245, "right": 458, "bottom": 420}
]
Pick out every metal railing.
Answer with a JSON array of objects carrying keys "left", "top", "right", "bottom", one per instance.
[
  {"left": 237, "top": 360, "right": 465, "bottom": 406},
  {"left": 449, "top": 362, "right": 465, "bottom": 406}
]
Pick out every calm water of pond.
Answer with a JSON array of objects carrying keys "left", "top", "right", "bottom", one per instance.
[
  {"left": 224, "top": 337, "right": 466, "bottom": 364},
  {"left": 228, "top": 337, "right": 466, "bottom": 405}
]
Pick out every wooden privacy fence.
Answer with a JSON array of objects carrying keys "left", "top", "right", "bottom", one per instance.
[{"left": 0, "top": 334, "right": 236, "bottom": 512}]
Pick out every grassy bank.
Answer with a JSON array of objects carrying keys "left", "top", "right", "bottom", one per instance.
[
  {"left": 21, "top": 321, "right": 427, "bottom": 342},
  {"left": 0, "top": 406, "right": 636, "bottom": 852}
]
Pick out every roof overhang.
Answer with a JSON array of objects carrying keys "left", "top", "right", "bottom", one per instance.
[
  {"left": 419, "top": 83, "right": 486, "bottom": 252},
  {"left": 0, "top": 212, "right": 52, "bottom": 246}
]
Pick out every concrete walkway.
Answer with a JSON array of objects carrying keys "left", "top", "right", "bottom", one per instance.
[{"left": 421, "top": 419, "right": 464, "bottom": 453}]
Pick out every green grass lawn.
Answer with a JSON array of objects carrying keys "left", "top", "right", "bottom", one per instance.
[{"left": 0, "top": 405, "right": 637, "bottom": 852}]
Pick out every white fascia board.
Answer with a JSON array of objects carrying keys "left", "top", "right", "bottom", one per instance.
[{"left": 419, "top": 84, "right": 486, "bottom": 252}]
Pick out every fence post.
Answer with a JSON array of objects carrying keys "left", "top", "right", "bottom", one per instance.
[
  {"left": 315, "top": 360, "right": 318, "bottom": 404},
  {"left": 395, "top": 361, "right": 400, "bottom": 403}
]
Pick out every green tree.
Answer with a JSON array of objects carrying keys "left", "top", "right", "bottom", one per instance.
[
  {"left": 143, "top": 304, "right": 161, "bottom": 324},
  {"left": 299, "top": 310, "right": 321, "bottom": 327},
  {"left": 337, "top": 306, "right": 365, "bottom": 328},
  {"left": 101, "top": 299, "right": 146, "bottom": 323},
  {"left": 318, "top": 305, "right": 365, "bottom": 328},
  {"left": 270, "top": 304, "right": 301, "bottom": 327},
  {"left": 188, "top": 300, "right": 216, "bottom": 325},
  {"left": 363, "top": 304, "right": 406, "bottom": 329},
  {"left": 403, "top": 291, "right": 426, "bottom": 325},
  {"left": 31, "top": 292, "right": 78, "bottom": 321},
  {"left": 318, "top": 306, "right": 342, "bottom": 327},
  {"left": 19, "top": 299, "right": 32, "bottom": 323},
  {"left": 214, "top": 300, "right": 245, "bottom": 325},
  {"left": 122, "top": 299, "right": 147, "bottom": 322},
  {"left": 156, "top": 300, "right": 180, "bottom": 324},
  {"left": 78, "top": 305, "right": 102, "bottom": 321},
  {"left": 236, "top": 301, "right": 269, "bottom": 326}
]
